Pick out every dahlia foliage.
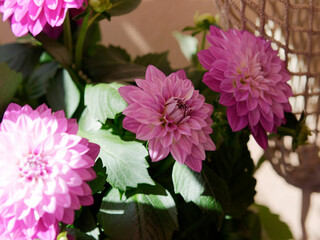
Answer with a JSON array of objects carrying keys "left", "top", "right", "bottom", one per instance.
[
  {"left": 0, "top": 1, "right": 302, "bottom": 239},
  {"left": 198, "top": 26, "right": 293, "bottom": 149},
  {"left": 119, "top": 66, "right": 215, "bottom": 172}
]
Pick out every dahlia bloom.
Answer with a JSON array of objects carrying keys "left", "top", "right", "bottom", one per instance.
[
  {"left": 0, "top": 103, "right": 99, "bottom": 239},
  {"left": 119, "top": 65, "right": 216, "bottom": 172},
  {"left": 0, "top": 0, "right": 84, "bottom": 37},
  {"left": 198, "top": 26, "right": 292, "bottom": 149}
]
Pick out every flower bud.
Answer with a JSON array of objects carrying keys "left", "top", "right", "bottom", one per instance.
[
  {"left": 193, "top": 11, "right": 218, "bottom": 27},
  {"left": 89, "top": 0, "right": 112, "bottom": 12}
]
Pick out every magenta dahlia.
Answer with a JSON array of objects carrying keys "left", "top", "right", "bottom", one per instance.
[
  {"left": 119, "top": 65, "right": 216, "bottom": 172},
  {"left": 0, "top": 0, "right": 84, "bottom": 37},
  {"left": 0, "top": 103, "right": 99, "bottom": 239},
  {"left": 197, "top": 26, "right": 292, "bottom": 149}
]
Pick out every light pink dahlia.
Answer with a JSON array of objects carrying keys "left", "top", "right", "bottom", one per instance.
[
  {"left": 119, "top": 65, "right": 216, "bottom": 172},
  {"left": 197, "top": 26, "right": 292, "bottom": 149},
  {"left": 0, "top": 103, "right": 99, "bottom": 239},
  {"left": 0, "top": 0, "right": 84, "bottom": 37}
]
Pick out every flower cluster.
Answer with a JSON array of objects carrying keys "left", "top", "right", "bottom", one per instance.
[
  {"left": 0, "top": 104, "right": 99, "bottom": 239},
  {"left": 0, "top": 0, "right": 84, "bottom": 37},
  {"left": 198, "top": 26, "right": 292, "bottom": 149},
  {"left": 119, "top": 65, "right": 216, "bottom": 172}
]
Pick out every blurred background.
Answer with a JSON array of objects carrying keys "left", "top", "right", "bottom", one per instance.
[{"left": 1, "top": 0, "right": 320, "bottom": 239}]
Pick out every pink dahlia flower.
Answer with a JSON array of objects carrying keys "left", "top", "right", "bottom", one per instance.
[
  {"left": 0, "top": 0, "right": 84, "bottom": 37},
  {"left": 197, "top": 26, "right": 292, "bottom": 149},
  {"left": 0, "top": 103, "right": 99, "bottom": 239},
  {"left": 119, "top": 65, "right": 216, "bottom": 172}
]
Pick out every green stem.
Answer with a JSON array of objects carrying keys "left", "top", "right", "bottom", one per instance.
[
  {"left": 74, "top": 12, "right": 101, "bottom": 71},
  {"left": 200, "top": 30, "right": 207, "bottom": 51},
  {"left": 75, "top": 13, "right": 90, "bottom": 71},
  {"left": 60, "top": 223, "right": 67, "bottom": 232},
  {"left": 63, "top": 12, "right": 73, "bottom": 62},
  {"left": 197, "top": 30, "right": 207, "bottom": 70}
]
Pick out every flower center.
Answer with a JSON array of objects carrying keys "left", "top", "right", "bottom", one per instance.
[
  {"left": 164, "top": 97, "right": 191, "bottom": 124},
  {"left": 19, "top": 154, "right": 47, "bottom": 180}
]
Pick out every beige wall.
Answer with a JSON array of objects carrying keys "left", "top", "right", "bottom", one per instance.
[{"left": 1, "top": 0, "right": 320, "bottom": 239}]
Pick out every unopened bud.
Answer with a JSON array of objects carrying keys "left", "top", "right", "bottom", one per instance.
[
  {"left": 57, "top": 232, "right": 68, "bottom": 240},
  {"left": 194, "top": 11, "right": 218, "bottom": 27},
  {"left": 89, "top": 0, "right": 112, "bottom": 13}
]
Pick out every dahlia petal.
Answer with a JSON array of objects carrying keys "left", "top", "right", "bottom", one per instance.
[
  {"left": 174, "top": 69, "right": 187, "bottom": 79},
  {"left": 136, "top": 124, "right": 158, "bottom": 141},
  {"left": 220, "top": 92, "right": 236, "bottom": 106},
  {"left": 247, "top": 96, "right": 258, "bottom": 111},
  {"left": 160, "top": 132, "right": 174, "bottom": 148},
  {"left": 236, "top": 101, "right": 248, "bottom": 116},
  {"left": 203, "top": 72, "right": 221, "bottom": 92},
  {"left": 177, "top": 124, "right": 192, "bottom": 136},
  {"left": 220, "top": 79, "right": 235, "bottom": 93},
  {"left": 171, "top": 142, "right": 187, "bottom": 164},
  {"left": 118, "top": 85, "right": 139, "bottom": 104},
  {"left": 145, "top": 65, "right": 166, "bottom": 82},
  {"left": 123, "top": 103, "right": 161, "bottom": 124},
  {"left": 149, "top": 138, "right": 170, "bottom": 162},
  {"left": 197, "top": 49, "right": 215, "bottom": 69},
  {"left": 177, "top": 135, "right": 192, "bottom": 155},
  {"left": 184, "top": 156, "right": 202, "bottom": 173},
  {"left": 61, "top": 207, "right": 74, "bottom": 224},
  {"left": 14, "top": 5, "right": 28, "bottom": 22},
  {"left": 78, "top": 194, "right": 94, "bottom": 206},
  {"left": 271, "top": 102, "right": 284, "bottom": 118},
  {"left": 122, "top": 117, "right": 140, "bottom": 133},
  {"left": 248, "top": 108, "right": 261, "bottom": 127},
  {"left": 11, "top": 15, "right": 29, "bottom": 37},
  {"left": 86, "top": 142, "right": 100, "bottom": 161},
  {"left": 190, "top": 130, "right": 199, "bottom": 145},
  {"left": 191, "top": 144, "right": 206, "bottom": 160},
  {"left": 259, "top": 120, "right": 273, "bottom": 135},
  {"left": 250, "top": 125, "right": 268, "bottom": 149},
  {"left": 227, "top": 106, "right": 248, "bottom": 131},
  {"left": 212, "top": 60, "right": 228, "bottom": 72},
  {"left": 187, "top": 118, "right": 202, "bottom": 130},
  {"left": 234, "top": 88, "right": 249, "bottom": 101},
  {"left": 203, "top": 136, "right": 216, "bottom": 151}
]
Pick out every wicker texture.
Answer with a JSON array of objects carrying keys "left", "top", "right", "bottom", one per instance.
[{"left": 214, "top": 1, "right": 320, "bottom": 239}]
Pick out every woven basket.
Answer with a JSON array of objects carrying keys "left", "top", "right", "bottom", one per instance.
[{"left": 214, "top": 0, "right": 320, "bottom": 239}]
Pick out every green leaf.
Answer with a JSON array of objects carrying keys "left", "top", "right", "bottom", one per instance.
[
  {"left": 172, "top": 162, "right": 230, "bottom": 228},
  {"left": 134, "top": 52, "right": 171, "bottom": 75},
  {"left": 0, "top": 43, "right": 43, "bottom": 78},
  {"left": 84, "top": 83, "right": 127, "bottom": 122},
  {"left": 87, "top": 45, "right": 130, "bottom": 64},
  {"left": 0, "top": 63, "right": 23, "bottom": 111},
  {"left": 46, "top": 69, "right": 80, "bottom": 118},
  {"left": 78, "top": 107, "right": 103, "bottom": 132},
  {"left": 253, "top": 204, "right": 293, "bottom": 240},
  {"left": 25, "top": 61, "right": 59, "bottom": 99},
  {"left": 207, "top": 130, "right": 257, "bottom": 217},
  {"left": 89, "top": 158, "right": 107, "bottom": 194},
  {"left": 173, "top": 32, "right": 198, "bottom": 61},
  {"left": 36, "top": 33, "right": 72, "bottom": 68},
  {"left": 99, "top": 186, "right": 178, "bottom": 240},
  {"left": 66, "top": 228, "right": 96, "bottom": 240},
  {"left": 78, "top": 128, "right": 154, "bottom": 192},
  {"left": 108, "top": 0, "right": 141, "bottom": 16},
  {"left": 83, "top": 45, "right": 146, "bottom": 83}
]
